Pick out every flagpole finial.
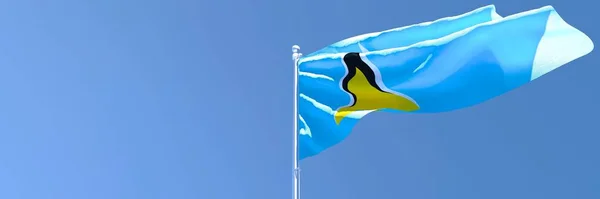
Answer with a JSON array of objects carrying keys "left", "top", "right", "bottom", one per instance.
[{"left": 292, "top": 45, "right": 302, "bottom": 61}]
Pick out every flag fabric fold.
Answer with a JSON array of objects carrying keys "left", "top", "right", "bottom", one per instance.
[{"left": 297, "top": 5, "right": 594, "bottom": 159}]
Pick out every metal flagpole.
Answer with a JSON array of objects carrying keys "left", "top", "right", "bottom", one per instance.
[{"left": 292, "top": 45, "right": 302, "bottom": 199}]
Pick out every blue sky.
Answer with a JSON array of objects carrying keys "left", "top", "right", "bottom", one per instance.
[{"left": 0, "top": 0, "right": 598, "bottom": 198}]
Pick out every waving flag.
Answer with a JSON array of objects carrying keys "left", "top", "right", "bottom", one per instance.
[{"left": 296, "top": 5, "right": 594, "bottom": 159}]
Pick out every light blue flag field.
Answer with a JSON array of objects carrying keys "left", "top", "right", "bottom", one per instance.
[{"left": 296, "top": 5, "right": 594, "bottom": 159}]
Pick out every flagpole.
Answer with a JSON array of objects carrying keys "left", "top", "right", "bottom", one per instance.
[{"left": 292, "top": 45, "right": 302, "bottom": 199}]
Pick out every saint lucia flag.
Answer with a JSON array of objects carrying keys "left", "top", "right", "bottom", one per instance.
[{"left": 297, "top": 5, "right": 593, "bottom": 159}]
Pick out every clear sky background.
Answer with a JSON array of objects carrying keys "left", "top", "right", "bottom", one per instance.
[{"left": 0, "top": 0, "right": 598, "bottom": 198}]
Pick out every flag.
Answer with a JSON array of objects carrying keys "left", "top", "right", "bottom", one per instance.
[{"left": 297, "top": 5, "right": 594, "bottom": 159}]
